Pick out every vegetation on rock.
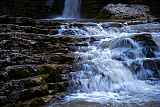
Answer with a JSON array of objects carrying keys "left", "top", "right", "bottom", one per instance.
[
  {"left": 0, "top": 17, "right": 80, "bottom": 106},
  {"left": 95, "top": 9, "right": 114, "bottom": 19},
  {"left": 30, "top": 97, "right": 46, "bottom": 107}
]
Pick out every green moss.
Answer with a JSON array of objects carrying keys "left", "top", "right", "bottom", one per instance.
[
  {"left": 39, "top": 66, "right": 56, "bottom": 74},
  {"left": 40, "top": 79, "right": 47, "bottom": 86},
  {"left": 47, "top": 82, "right": 69, "bottom": 94},
  {"left": 32, "top": 86, "right": 46, "bottom": 97},
  {"left": 50, "top": 56, "right": 60, "bottom": 61},
  {"left": 40, "top": 85, "right": 49, "bottom": 95},
  {"left": 95, "top": 9, "right": 114, "bottom": 19},
  {"left": 38, "top": 66, "right": 62, "bottom": 82},
  {"left": 28, "top": 34, "right": 37, "bottom": 39},
  {"left": 20, "top": 89, "right": 32, "bottom": 100},
  {"left": 30, "top": 97, "right": 46, "bottom": 107},
  {"left": 57, "top": 82, "right": 69, "bottom": 92},
  {"left": 37, "top": 74, "right": 50, "bottom": 80},
  {"left": 38, "top": 47, "right": 46, "bottom": 53},
  {"left": 47, "top": 83, "right": 59, "bottom": 94}
]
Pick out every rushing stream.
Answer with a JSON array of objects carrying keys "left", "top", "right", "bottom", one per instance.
[{"left": 49, "top": 19, "right": 160, "bottom": 107}]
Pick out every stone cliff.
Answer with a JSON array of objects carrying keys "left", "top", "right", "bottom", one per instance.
[{"left": 0, "top": 0, "right": 159, "bottom": 19}]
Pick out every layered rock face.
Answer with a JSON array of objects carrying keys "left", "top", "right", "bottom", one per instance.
[
  {"left": 0, "top": 0, "right": 65, "bottom": 19},
  {"left": 0, "top": 17, "right": 90, "bottom": 106}
]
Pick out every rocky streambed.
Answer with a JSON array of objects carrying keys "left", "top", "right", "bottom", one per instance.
[
  {"left": 0, "top": 16, "right": 160, "bottom": 106},
  {"left": 0, "top": 17, "right": 91, "bottom": 106}
]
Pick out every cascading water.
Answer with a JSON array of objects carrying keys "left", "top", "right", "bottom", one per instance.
[
  {"left": 50, "top": 21, "right": 160, "bottom": 106},
  {"left": 62, "top": 0, "right": 81, "bottom": 18}
]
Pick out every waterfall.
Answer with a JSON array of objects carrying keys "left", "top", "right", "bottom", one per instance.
[
  {"left": 62, "top": 0, "right": 81, "bottom": 18},
  {"left": 50, "top": 21, "right": 160, "bottom": 107}
]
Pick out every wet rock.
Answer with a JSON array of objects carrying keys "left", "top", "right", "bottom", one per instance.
[
  {"left": 102, "top": 22, "right": 125, "bottom": 28},
  {"left": 29, "top": 85, "right": 49, "bottom": 98},
  {"left": 75, "top": 42, "right": 89, "bottom": 46},
  {"left": 0, "top": 33, "right": 10, "bottom": 40},
  {"left": 61, "top": 30, "right": 75, "bottom": 35},
  {"left": 0, "top": 96, "right": 7, "bottom": 104},
  {"left": 57, "top": 82, "right": 69, "bottom": 92},
  {"left": 131, "top": 34, "right": 158, "bottom": 58},
  {"left": 108, "top": 38, "right": 135, "bottom": 49},
  {"left": 42, "top": 95, "right": 54, "bottom": 103},
  {"left": 130, "top": 61, "right": 142, "bottom": 74},
  {"left": 143, "top": 59, "right": 159, "bottom": 77},
  {"left": 68, "top": 80, "right": 81, "bottom": 92},
  {"left": 1, "top": 77, "right": 47, "bottom": 99},
  {"left": 0, "top": 18, "right": 79, "bottom": 106},
  {"left": 47, "top": 81, "right": 69, "bottom": 94},
  {"left": 47, "top": 83, "right": 59, "bottom": 94},
  {"left": 124, "top": 21, "right": 147, "bottom": 26},
  {"left": 19, "top": 85, "right": 48, "bottom": 100},
  {"left": 38, "top": 66, "right": 62, "bottom": 82},
  {"left": 123, "top": 50, "right": 136, "bottom": 59},
  {"left": 59, "top": 74, "right": 69, "bottom": 81},
  {"left": 50, "top": 54, "right": 75, "bottom": 64},
  {"left": 95, "top": 9, "right": 114, "bottom": 19},
  {"left": 70, "top": 23, "right": 84, "bottom": 28},
  {"left": 130, "top": 58, "right": 160, "bottom": 78},
  {"left": 6, "top": 66, "right": 38, "bottom": 80},
  {"left": 153, "top": 18, "right": 160, "bottom": 23},
  {"left": 112, "top": 56, "right": 125, "bottom": 61},
  {"left": 52, "top": 92, "right": 68, "bottom": 100},
  {"left": 30, "top": 97, "right": 46, "bottom": 107},
  {"left": 90, "top": 36, "right": 100, "bottom": 42}
]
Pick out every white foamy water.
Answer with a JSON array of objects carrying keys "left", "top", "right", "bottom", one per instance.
[
  {"left": 62, "top": 0, "right": 81, "bottom": 18},
  {"left": 49, "top": 21, "right": 160, "bottom": 107}
]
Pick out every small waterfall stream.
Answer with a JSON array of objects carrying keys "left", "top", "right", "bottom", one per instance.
[
  {"left": 62, "top": 0, "right": 81, "bottom": 18},
  {"left": 49, "top": 20, "right": 160, "bottom": 107}
]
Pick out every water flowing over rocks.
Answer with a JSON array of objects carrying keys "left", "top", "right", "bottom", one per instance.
[
  {"left": 62, "top": 0, "right": 81, "bottom": 18},
  {"left": 0, "top": 16, "right": 160, "bottom": 106},
  {"left": 51, "top": 19, "right": 159, "bottom": 106}
]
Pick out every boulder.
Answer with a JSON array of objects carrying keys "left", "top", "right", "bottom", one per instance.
[
  {"left": 131, "top": 34, "right": 158, "bottom": 58},
  {"left": 96, "top": 3, "right": 153, "bottom": 19},
  {"left": 130, "top": 59, "right": 160, "bottom": 78}
]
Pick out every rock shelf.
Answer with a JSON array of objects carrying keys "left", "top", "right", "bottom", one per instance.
[{"left": 0, "top": 17, "right": 90, "bottom": 106}]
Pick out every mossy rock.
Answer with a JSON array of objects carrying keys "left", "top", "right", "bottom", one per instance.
[
  {"left": 47, "top": 83, "right": 59, "bottom": 94},
  {"left": 57, "top": 82, "right": 69, "bottom": 92},
  {"left": 95, "top": 9, "right": 114, "bottom": 19},
  {"left": 37, "top": 74, "right": 50, "bottom": 81},
  {"left": 38, "top": 66, "right": 60, "bottom": 74},
  {"left": 31, "top": 85, "right": 49, "bottom": 98},
  {"left": 18, "top": 17, "right": 36, "bottom": 26},
  {"left": 38, "top": 66, "right": 62, "bottom": 82},
  {"left": 30, "top": 97, "right": 46, "bottom": 107},
  {"left": 8, "top": 66, "right": 38, "bottom": 80},
  {"left": 20, "top": 89, "right": 33, "bottom": 100},
  {"left": 48, "top": 82, "right": 69, "bottom": 94}
]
